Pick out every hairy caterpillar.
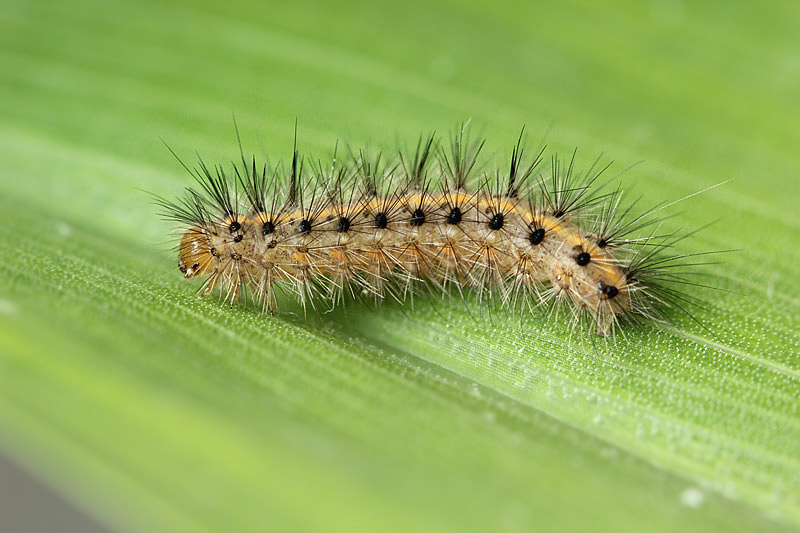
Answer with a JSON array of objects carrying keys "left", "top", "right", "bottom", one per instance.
[{"left": 158, "top": 127, "right": 715, "bottom": 337}]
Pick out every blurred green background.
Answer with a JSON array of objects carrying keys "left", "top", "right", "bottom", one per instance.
[{"left": 1, "top": 0, "right": 799, "bottom": 531}]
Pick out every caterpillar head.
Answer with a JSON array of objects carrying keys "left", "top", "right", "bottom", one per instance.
[{"left": 178, "top": 228, "right": 216, "bottom": 279}]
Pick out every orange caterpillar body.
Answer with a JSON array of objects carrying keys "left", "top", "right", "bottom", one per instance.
[{"left": 162, "top": 131, "right": 704, "bottom": 336}]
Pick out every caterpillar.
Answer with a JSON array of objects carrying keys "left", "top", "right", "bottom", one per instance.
[{"left": 158, "top": 127, "right": 715, "bottom": 337}]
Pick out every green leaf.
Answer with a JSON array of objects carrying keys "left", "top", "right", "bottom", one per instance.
[{"left": 1, "top": 0, "right": 799, "bottom": 531}]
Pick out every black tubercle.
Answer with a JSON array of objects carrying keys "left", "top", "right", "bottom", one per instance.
[
  {"left": 374, "top": 212, "right": 388, "bottom": 229},
  {"left": 599, "top": 282, "right": 619, "bottom": 299},
  {"left": 447, "top": 207, "right": 462, "bottom": 225},
  {"left": 597, "top": 238, "right": 608, "bottom": 248},
  {"left": 297, "top": 219, "right": 312, "bottom": 234},
  {"left": 529, "top": 228, "right": 545, "bottom": 246},
  {"left": 336, "top": 217, "right": 351, "bottom": 233},
  {"left": 575, "top": 251, "right": 591, "bottom": 266},
  {"left": 262, "top": 221, "right": 275, "bottom": 235},
  {"left": 410, "top": 208, "right": 425, "bottom": 226},
  {"left": 233, "top": 234, "right": 243, "bottom": 243},
  {"left": 488, "top": 213, "right": 504, "bottom": 230},
  {"left": 229, "top": 221, "right": 241, "bottom": 233}
]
